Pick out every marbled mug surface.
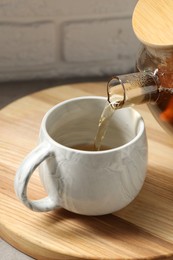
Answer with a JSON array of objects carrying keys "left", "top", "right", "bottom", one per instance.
[{"left": 15, "top": 96, "right": 148, "bottom": 215}]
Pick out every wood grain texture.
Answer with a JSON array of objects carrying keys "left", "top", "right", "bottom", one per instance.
[
  {"left": 132, "top": 0, "right": 173, "bottom": 47},
  {"left": 0, "top": 83, "right": 173, "bottom": 260}
]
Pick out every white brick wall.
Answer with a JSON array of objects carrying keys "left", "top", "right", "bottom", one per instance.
[{"left": 0, "top": 0, "right": 139, "bottom": 81}]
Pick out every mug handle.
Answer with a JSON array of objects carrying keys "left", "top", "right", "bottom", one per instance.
[{"left": 14, "top": 142, "right": 59, "bottom": 212}]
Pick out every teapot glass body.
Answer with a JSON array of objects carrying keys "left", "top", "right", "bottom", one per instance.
[
  {"left": 107, "top": 46, "right": 173, "bottom": 135},
  {"left": 137, "top": 46, "right": 173, "bottom": 134}
]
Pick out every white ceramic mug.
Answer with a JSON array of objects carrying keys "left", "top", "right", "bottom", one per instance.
[{"left": 15, "top": 96, "right": 148, "bottom": 216}]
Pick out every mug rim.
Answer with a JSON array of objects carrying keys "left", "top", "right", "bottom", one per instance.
[{"left": 40, "top": 96, "right": 146, "bottom": 154}]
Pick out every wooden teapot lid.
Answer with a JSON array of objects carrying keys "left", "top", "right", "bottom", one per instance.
[{"left": 132, "top": 0, "right": 173, "bottom": 48}]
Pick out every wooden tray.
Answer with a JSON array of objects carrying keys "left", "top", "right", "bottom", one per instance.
[{"left": 0, "top": 83, "right": 173, "bottom": 260}]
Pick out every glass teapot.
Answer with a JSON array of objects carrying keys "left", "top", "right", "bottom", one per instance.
[{"left": 107, "top": 0, "right": 173, "bottom": 135}]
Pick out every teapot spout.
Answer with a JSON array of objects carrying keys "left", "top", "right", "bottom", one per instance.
[{"left": 107, "top": 71, "right": 159, "bottom": 109}]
